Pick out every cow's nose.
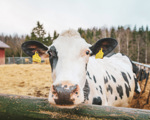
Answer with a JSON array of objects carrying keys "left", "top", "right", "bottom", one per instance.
[{"left": 52, "top": 84, "right": 79, "bottom": 105}]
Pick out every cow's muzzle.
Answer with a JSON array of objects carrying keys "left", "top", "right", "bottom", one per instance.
[{"left": 51, "top": 83, "right": 80, "bottom": 106}]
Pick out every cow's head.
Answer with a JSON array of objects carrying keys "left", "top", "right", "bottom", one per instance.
[{"left": 22, "top": 29, "right": 117, "bottom": 108}]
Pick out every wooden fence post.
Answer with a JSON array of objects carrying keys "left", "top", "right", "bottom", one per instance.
[{"left": 0, "top": 94, "right": 150, "bottom": 120}]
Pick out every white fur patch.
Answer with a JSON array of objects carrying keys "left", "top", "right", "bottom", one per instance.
[{"left": 60, "top": 29, "right": 81, "bottom": 37}]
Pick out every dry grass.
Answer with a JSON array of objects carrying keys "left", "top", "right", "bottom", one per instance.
[
  {"left": 0, "top": 64, "right": 52, "bottom": 97},
  {"left": 0, "top": 64, "right": 150, "bottom": 110}
]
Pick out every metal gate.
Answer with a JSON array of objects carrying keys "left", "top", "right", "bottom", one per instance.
[{"left": 6, "top": 57, "right": 32, "bottom": 64}]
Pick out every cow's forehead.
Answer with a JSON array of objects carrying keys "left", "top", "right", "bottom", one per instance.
[{"left": 50, "top": 30, "right": 90, "bottom": 55}]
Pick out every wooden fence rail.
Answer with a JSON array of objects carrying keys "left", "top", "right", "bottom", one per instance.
[{"left": 0, "top": 94, "right": 150, "bottom": 120}]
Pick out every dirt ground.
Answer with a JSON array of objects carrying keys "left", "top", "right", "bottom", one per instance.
[
  {"left": 0, "top": 64, "right": 150, "bottom": 110},
  {"left": 0, "top": 64, "right": 52, "bottom": 97}
]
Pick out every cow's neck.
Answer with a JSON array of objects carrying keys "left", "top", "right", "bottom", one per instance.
[{"left": 83, "top": 57, "right": 106, "bottom": 104}]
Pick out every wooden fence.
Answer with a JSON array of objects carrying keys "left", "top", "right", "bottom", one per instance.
[{"left": 0, "top": 94, "right": 150, "bottom": 120}]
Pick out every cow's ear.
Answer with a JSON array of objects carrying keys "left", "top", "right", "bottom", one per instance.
[
  {"left": 89, "top": 38, "right": 118, "bottom": 56},
  {"left": 21, "top": 41, "right": 48, "bottom": 58}
]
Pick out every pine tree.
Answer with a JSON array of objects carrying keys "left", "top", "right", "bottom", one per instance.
[
  {"left": 53, "top": 30, "right": 59, "bottom": 40},
  {"left": 44, "top": 33, "right": 52, "bottom": 45},
  {"left": 116, "top": 26, "right": 121, "bottom": 53},
  {"left": 30, "top": 21, "right": 46, "bottom": 43},
  {"left": 26, "top": 21, "right": 53, "bottom": 46},
  {"left": 95, "top": 28, "right": 102, "bottom": 39},
  {"left": 147, "top": 28, "right": 150, "bottom": 63},
  {"left": 131, "top": 26, "right": 138, "bottom": 61},
  {"left": 145, "top": 26, "right": 148, "bottom": 64},
  {"left": 110, "top": 27, "right": 116, "bottom": 38},
  {"left": 138, "top": 26, "right": 145, "bottom": 63},
  {"left": 126, "top": 27, "right": 130, "bottom": 56}
]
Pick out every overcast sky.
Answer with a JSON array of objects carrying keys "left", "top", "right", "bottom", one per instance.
[{"left": 0, "top": 0, "right": 150, "bottom": 35}]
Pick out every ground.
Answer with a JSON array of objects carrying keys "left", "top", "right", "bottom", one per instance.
[
  {"left": 0, "top": 64, "right": 52, "bottom": 97},
  {"left": 0, "top": 64, "right": 149, "bottom": 110}
]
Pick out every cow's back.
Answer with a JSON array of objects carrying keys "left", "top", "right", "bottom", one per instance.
[{"left": 86, "top": 53, "right": 136, "bottom": 107}]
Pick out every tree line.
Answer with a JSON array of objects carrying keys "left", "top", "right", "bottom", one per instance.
[
  {"left": 78, "top": 26, "right": 150, "bottom": 64},
  {"left": 0, "top": 21, "right": 59, "bottom": 58},
  {"left": 0, "top": 21, "right": 150, "bottom": 63}
]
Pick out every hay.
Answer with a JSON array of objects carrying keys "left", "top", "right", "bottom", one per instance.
[
  {"left": 0, "top": 64, "right": 52, "bottom": 97},
  {"left": 130, "top": 78, "right": 150, "bottom": 110}
]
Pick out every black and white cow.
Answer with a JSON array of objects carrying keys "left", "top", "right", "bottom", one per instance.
[{"left": 22, "top": 29, "right": 141, "bottom": 108}]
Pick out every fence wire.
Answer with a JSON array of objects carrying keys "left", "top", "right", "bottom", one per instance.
[{"left": 6, "top": 57, "right": 32, "bottom": 64}]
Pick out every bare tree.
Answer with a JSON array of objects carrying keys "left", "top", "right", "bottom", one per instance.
[
  {"left": 126, "top": 27, "right": 130, "bottom": 56},
  {"left": 145, "top": 27, "right": 148, "bottom": 64},
  {"left": 137, "top": 36, "right": 140, "bottom": 62}
]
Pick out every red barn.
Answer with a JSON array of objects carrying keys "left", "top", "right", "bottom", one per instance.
[{"left": 0, "top": 41, "right": 10, "bottom": 65}]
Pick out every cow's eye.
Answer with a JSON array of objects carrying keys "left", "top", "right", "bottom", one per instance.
[{"left": 86, "top": 50, "right": 90, "bottom": 55}]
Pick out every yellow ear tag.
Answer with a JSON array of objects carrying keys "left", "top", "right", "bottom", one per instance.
[
  {"left": 95, "top": 48, "right": 104, "bottom": 59},
  {"left": 32, "top": 51, "right": 41, "bottom": 63}
]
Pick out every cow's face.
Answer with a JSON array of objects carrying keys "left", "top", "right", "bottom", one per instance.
[
  {"left": 22, "top": 29, "right": 117, "bottom": 108},
  {"left": 47, "top": 32, "right": 91, "bottom": 108}
]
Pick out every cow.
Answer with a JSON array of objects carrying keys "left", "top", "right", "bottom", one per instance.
[{"left": 22, "top": 29, "right": 141, "bottom": 108}]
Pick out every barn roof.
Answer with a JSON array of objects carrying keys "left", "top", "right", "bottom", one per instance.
[{"left": 0, "top": 41, "right": 10, "bottom": 48}]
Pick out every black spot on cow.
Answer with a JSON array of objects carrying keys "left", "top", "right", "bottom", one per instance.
[
  {"left": 127, "top": 72, "right": 131, "bottom": 79},
  {"left": 107, "top": 85, "right": 113, "bottom": 94},
  {"left": 111, "top": 75, "right": 116, "bottom": 83},
  {"left": 121, "top": 72, "right": 129, "bottom": 84},
  {"left": 48, "top": 46, "right": 58, "bottom": 71},
  {"left": 93, "top": 75, "right": 97, "bottom": 83},
  {"left": 124, "top": 84, "right": 130, "bottom": 97},
  {"left": 121, "top": 72, "right": 131, "bottom": 91},
  {"left": 115, "top": 96, "right": 117, "bottom": 100},
  {"left": 99, "top": 85, "right": 103, "bottom": 94},
  {"left": 104, "top": 76, "right": 108, "bottom": 84},
  {"left": 83, "top": 79, "right": 90, "bottom": 101},
  {"left": 86, "top": 71, "right": 92, "bottom": 80},
  {"left": 92, "top": 97, "right": 102, "bottom": 105},
  {"left": 106, "top": 71, "right": 111, "bottom": 80},
  {"left": 96, "top": 88, "right": 98, "bottom": 90},
  {"left": 116, "top": 85, "right": 123, "bottom": 99},
  {"left": 134, "top": 77, "right": 140, "bottom": 94},
  {"left": 85, "top": 63, "right": 87, "bottom": 71}
]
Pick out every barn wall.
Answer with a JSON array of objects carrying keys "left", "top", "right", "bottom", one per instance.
[{"left": 0, "top": 48, "right": 5, "bottom": 65}]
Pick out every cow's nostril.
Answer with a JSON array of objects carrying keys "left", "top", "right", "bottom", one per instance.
[
  {"left": 51, "top": 84, "right": 79, "bottom": 105},
  {"left": 69, "top": 84, "right": 78, "bottom": 93},
  {"left": 53, "top": 84, "right": 78, "bottom": 94}
]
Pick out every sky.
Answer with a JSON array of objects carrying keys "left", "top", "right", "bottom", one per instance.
[{"left": 0, "top": 0, "right": 150, "bottom": 36}]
